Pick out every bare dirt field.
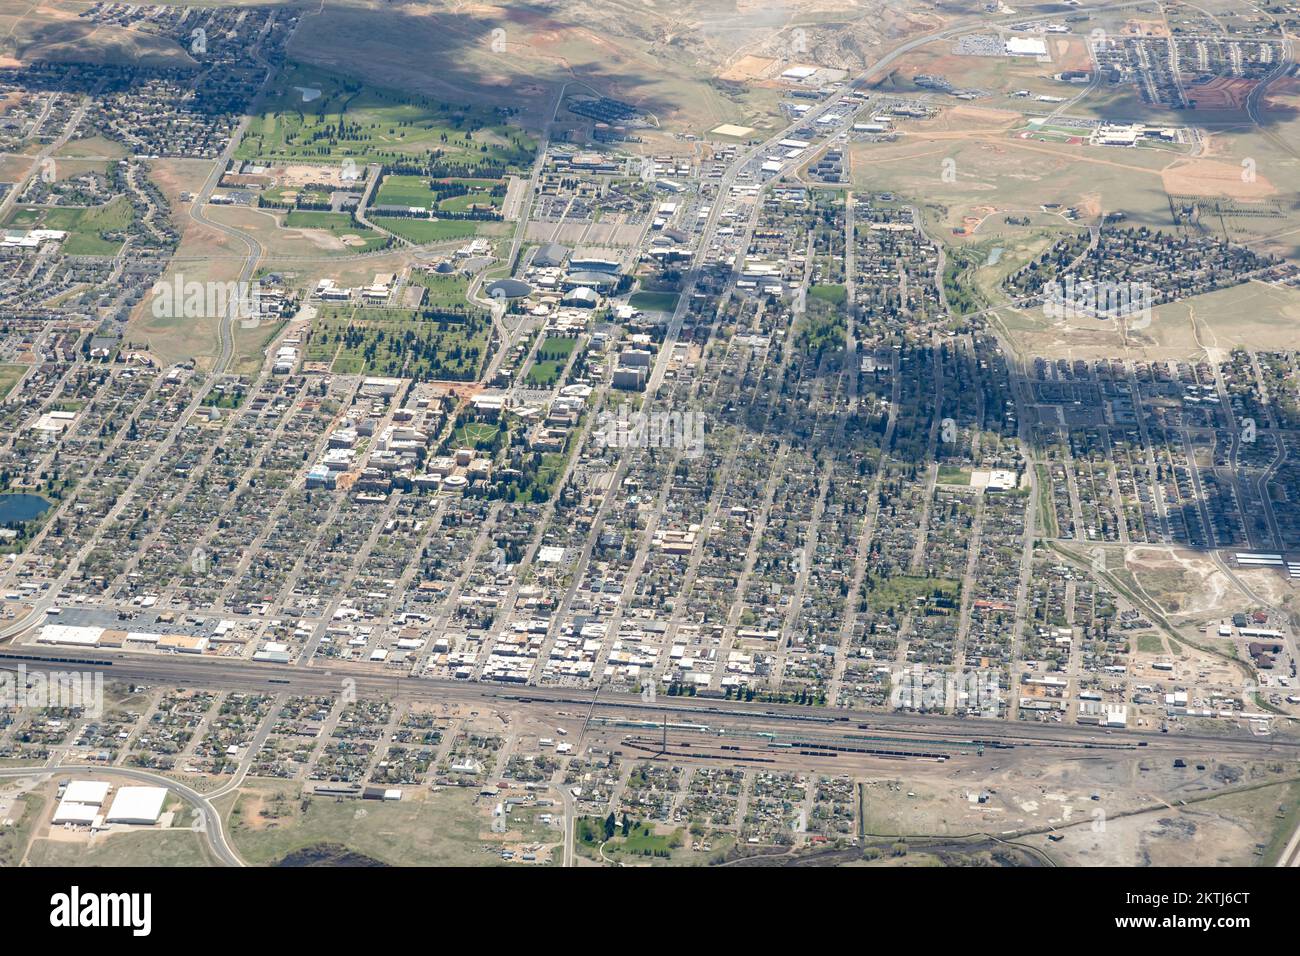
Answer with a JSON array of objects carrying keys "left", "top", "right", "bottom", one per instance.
[
  {"left": 1122, "top": 546, "right": 1246, "bottom": 619},
  {"left": 1161, "top": 157, "right": 1278, "bottom": 201},
  {"left": 1186, "top": 76, "right": 1255, "bottom": 112},
  {"left": 994, "top": 278, "right": 1300, "bottom": 362},
  {"left": 718, "top": 54, "right": 779, "bottom": 82}
]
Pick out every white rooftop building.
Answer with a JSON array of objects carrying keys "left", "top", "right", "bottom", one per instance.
[
  {"left": 105, "top": 786, "right": 169, "bottom": 825},
  {"left": 64, "top": 780, "right": 110, "bottom": 806},
  {"left": 1006, "top": 37, "right": 1048, "bottom": 57}
]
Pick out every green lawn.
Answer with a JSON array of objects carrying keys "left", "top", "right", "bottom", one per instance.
[
  {"left": 376, "top": 175, "right": 504, "bottom": 213},
  {"left": 375, "top": 174, "right": 438, "bottom": 208},
  {"left": 629, "top": 291, "right": 679, "bottom": 313},
  {"left": 452, "top": 422, "right": 500, "bottom": 449},
  {"left": 412, "top": 271, "right": 471, "bottom": 309},
  {"left": 0, "top": 364, "right": 25, "bottom": 400},
  {"left": 523, "top": 336, "right": 578, "bottom": 388},
  {"left": 525, "top": 360, "right": 563, "bottom": 388},
  {"left": 312, "top": 306, "right": 490, "bottom": 381},
  {"left": 371, "top": 217, "right": 480, "bottom": 245},
  {"left": 937, "top": 465, "right": 972, "bottom": 485},
  {"left": 283, "top": 210, "right": 388, "bottom": 251},
  {"left": 7, "top": 196, "right": 132, "bottom": 256},
  {"left": 808, "top": 283, "right": 847, "bottom": 307},
  {"left": 236, "top": 62, "right": 534, "bottom": 172}
]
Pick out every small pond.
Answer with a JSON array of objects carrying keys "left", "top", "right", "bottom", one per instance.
[{"left": 0, "top": 494, "right": 52, "bottom": 524}]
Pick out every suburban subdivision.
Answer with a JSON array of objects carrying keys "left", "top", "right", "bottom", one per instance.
[{"left": 0, "top": 0, "right": 1297, "bottom": 876}]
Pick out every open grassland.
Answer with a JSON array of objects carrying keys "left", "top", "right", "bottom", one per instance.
[
  {"left": 53, "top": 135, "right": 128, "bottom": 160},
  {"left": 25, "top": 830, "right": 215, "bottom": 867},
  {"left": 237, "top": 61, "right": 534, "bottom": 172},
  {"left": 1021, "top": 777, "right": 1300, "bottom": 867},
  {"left": 230, "top": 318, "right": 286, "bottom": 378},
  {"left": 281, "top": 0, "right": 936, "bottom": 137},
  {"left": 0, "top": 363, "right": 25, "bottom": 399},
  {"left": 128, "top": 253, "right": 245, "bottom": 370},
  {"left": 0, "top": 1, "right": 197, "bottom": 68},
  {"left": 201, "top": 205, "right": 390, "bottom": 257},
  {"left": 282, "top": 210, "right": 390, "bottom": 252},
  {"left": 852, "top": 117, "right": 1178, "bottom": 238},
  {"left": 0, "top": 791, "right": 43, "bottom": 866},
  {"left": 224, "top": 780, "right": 505, "bottom": 866},
  {"left": 6, "top": 195, "right": 133, "bottom": 255},
  {"left": 988, "top": 277, "right": 1300, "bottom": 364}
]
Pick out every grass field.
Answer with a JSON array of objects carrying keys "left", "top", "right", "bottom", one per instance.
[
  {"left": 369, "top": 216, "right": 481, "bottom": 245},
  {"left": 376, "top": 174, "right": 504, "bottom": 212},
  {"left": 225, "top": 780, "right": 502, "bottom": 866},
  {"left": 375, "top": 174, "right": 439, "bottom": 207},
  {"left": 411, "top": 271, "right": 471, "bottom": 309},
  {"left": 0, "top": 792, "right": 43, "bottom": 866},
  {"left": 525, "top": 360, "right": 564, "bottom": 388},
  {"left": 937, "top": 464, "right": 972, "bottom": 485},
  {"left": 1136, "top": 633, "right": 1166, "bottom": 654},
  {"left": 808, "top": 283, "right": 847, "bottom": 307},
  {"left": 629, "top": 291, "right": 680, "bottom": 313},
  {"left": 0, "top": 364, "right": 25, "bottom": 400},
  {"left": 453, "top": 422, "right": 500, "bottom": 449},
  {"left": 311, "top": 305, "right": 491, "bottom": 381},
  {"left": 524, "top": 335, "right": 578, "bottom": 388},
  {"left": 282, "top": 210, "right": 389, "bottom": 252},
  {"left": 26, "top": 830, "right": 214, "bottom": 867},
  {"left": 237, "top": 62, "right": 534, "bottom": 172},
  {"left": 7, "top": 196, "right": 133, "bottom": 256}
]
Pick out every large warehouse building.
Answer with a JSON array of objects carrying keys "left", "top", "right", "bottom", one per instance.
[
  {"left": 104, "top": 786, "right": 169, "bottom": 825},
  {"left": 51, "top": 779, "right": 112, "bottom": 826}
]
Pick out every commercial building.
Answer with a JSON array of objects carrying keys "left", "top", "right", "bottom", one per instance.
[
  {"left": 1005, "top": 37, "right": 1048, "bottom": 57},
  {"left": 104, "top": 786, "right": 169, "bottom": 825}
]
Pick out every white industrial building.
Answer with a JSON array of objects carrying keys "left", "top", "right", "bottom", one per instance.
[
  {"left": 1005, "top": 37, "right": 1048, "bottom": 57},
  {"left": 51, "top": 779, "right": 112, "bottom": 826},
  {"left": 37, "top": 623, "right": 105, "bottom": 647},
  {"left": 105, "top": 786, "right": 169, "bottom": 825},
  {"left": 52, "top": 800, "right": 100, "bottom": 826},
  {"left": 64, "top": 780, "right": 110, "bottom": 805}
]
